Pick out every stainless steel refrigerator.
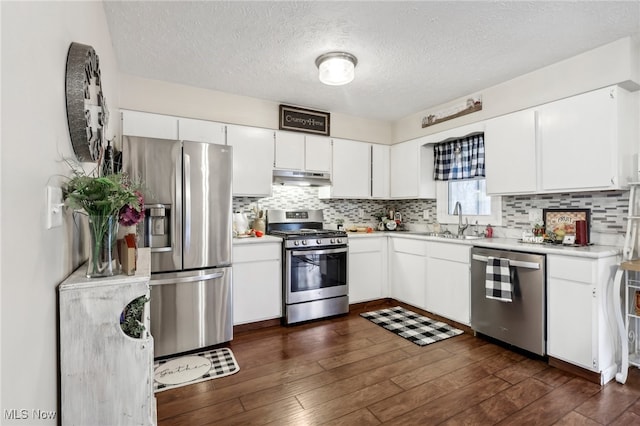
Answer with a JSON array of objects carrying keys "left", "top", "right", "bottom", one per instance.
[{"left": 123, "top": 136, "right": 233, "bottom": 358}]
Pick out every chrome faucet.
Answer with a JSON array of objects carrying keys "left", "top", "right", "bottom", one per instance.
[{"left": 453, "top": 201, "right": 469, "bottom": 236}]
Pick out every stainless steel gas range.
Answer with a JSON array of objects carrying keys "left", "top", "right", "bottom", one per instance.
[{"left": 266, "top": 209, "right": 349, "bottom": 325}]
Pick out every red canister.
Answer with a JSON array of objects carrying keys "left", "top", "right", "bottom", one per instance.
[{"left": 575, "top": 220, "right": 588, "bottom": 245}]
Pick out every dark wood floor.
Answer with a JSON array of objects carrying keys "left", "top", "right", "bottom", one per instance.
[{"left": 156, "top": 300, "right": 640, "bottom": 425}]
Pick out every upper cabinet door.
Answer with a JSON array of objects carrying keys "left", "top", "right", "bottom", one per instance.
[
  {"left": 390, "top": 139, "right": 419, "bottom": 198},
  {"left": 178, "top": 118, "right": 226, "bottom": 144},
  {"left": 484, "top": 109, "right": 537, "bottom": 195},
  {"left": 331, "top": 138, "right": 371, "bottom": 198},
  {"left": 274, "top": 131, "right": 331, "bottom": 172},
  {"left": 226, "top": 125, "right": 274, "bottom": 197},
  {"left": 304, "top": 135, "right": 332, "bottom": 172},
  {"left": 538, "top": 87, "right": 618, "bottom": 192},
  {"left": 274, "top": 131, "right": 305, "bottom": 170},
  {"left": 121, "top": 110, "right": 178, "bottom": 140},
  {"left": 372, "top": 144, "right": 390, "bottom": 199}
]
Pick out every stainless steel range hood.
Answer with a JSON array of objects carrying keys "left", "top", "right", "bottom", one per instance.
[{"left": 272, "top": 169, "right": 332, "bottom": 187}]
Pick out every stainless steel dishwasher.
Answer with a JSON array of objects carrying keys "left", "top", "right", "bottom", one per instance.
[{"left": 471, "top": 247, "right": 546, "bottom": 356}]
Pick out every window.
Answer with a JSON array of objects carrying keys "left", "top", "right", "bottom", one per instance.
[
  {"left": 437, "top": 178, "right": 502, "bottom": 227},
  {"left": 447, "top": 179, "right": 491, "bottom": 215}
]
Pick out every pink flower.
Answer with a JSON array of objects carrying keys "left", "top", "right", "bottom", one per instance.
[{"left": 119, "top": 191, "right": 145, "bottom": 226}]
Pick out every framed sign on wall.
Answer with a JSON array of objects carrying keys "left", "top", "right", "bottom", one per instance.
[{"left": 279, "top": 105, "right": 330, "bottom": 136}]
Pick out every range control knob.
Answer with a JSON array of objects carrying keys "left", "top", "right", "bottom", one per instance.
[
  {"left": 294, "top": 241, "right": 300, "bottom": 246},
  {"left": 336, "top": 238, "right": 342, "bottom": 244},
  {"left": 316, "top": 239, "right": 322, "bottom": 244},
  {"left": 330, "top": 239, "right": 335, "bottom": 244},
  {"left": 301, "top": 240, "right": 307, "bottom": 246}
]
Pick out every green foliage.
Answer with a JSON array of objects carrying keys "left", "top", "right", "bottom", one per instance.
[
  {"left": 63, "top": 165, "right": 141, "bottom": 218},
  {"left": 120, "top": 296, "right": 150, "bottom": 339}
]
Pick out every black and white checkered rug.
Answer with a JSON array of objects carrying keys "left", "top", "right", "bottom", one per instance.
[
  {"left": 153, "top": 347, "right": 239, "bottom": 392},
  {"left": 360, "top": 306, "right": 463, "bottom": 346}
]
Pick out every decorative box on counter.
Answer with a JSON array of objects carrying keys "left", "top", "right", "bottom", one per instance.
[{"left": 118, "top": 234, "right": 137, "bottom": 275}]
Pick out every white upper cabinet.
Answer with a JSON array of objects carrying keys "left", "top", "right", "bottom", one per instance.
[
  {"left": 305, "top": 135, "right": 332, "bottom": 172},
  {"left": 178, "top": 118, "right": 225, "bottom": 144},
  {"left": 328, "top": 138, "right": 371, "bottom": 198},
  {"left": 274, "top": 131, "right": 331, "bottom": 172},
  {"left": 274, "top": 131, "right": 304, "bottom": 170},
  {"left": 390, "top": 137, "right": 436, "bottom": 199},
  {"left": 372, "top": 144, "right": 390, "bottom": 199},
  {"left": 538, "top": 85, "right": 637, "bottom": 192},
  {"left": 226, "top": 125, "right": 274, "bottom": 197},
  {"left": 122, "top": 111, "right": 226, "bottom": 145},
  {"left": 390, "top": 139, "right": 420, "bottom": 198},
  {"left": 485, "top": 109, "right": 537, "bottom": 195},
  {"left": 121, "top": 110, "right": 178, "bottom": 140}
]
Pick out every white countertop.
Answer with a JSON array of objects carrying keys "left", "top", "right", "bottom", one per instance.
[
  {"left": 347, "top": 231, "right": 620, "bottom": 258},
  {"left": 235, "top": 230, "right": 620, "bottom": 258},
  {"left": 233, "top": 234, "right": 282, "bottom": 245}
]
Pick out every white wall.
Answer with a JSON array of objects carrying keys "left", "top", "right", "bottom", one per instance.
[
  {"left": 393, "top": 36, "right": 640, "bottom": 143},
  {"left": 119, "top": 74, "right": 394, "bottom": 145},
  {"left": 1, "top": 2, "right": 119, "bottom": 423}
]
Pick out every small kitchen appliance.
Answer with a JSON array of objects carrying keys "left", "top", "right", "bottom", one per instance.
[{"left": 266, "top": 209, "right": 349, "bottom": 325}]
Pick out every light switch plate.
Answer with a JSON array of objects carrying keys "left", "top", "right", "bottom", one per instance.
[
  {"left": 423, "top": 210, "right": 429, "bottom": 220},
  {"left": 46, "top": 186, "right": 63, "bottom": 229}
]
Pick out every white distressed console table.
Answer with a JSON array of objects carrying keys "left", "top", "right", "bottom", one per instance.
[{"left": 58, "top": 248, "right": 156, "bottom": 425}]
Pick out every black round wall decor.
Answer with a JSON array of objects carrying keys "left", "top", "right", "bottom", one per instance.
[{"left": 65, "top": 42, "right": 109, "bottom": 162}]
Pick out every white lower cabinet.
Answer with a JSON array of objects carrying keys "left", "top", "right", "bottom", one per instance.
[
  {"left": 425, "top": 242, "right": 471, "bottom": 325},
  {"left": 389, "top": 237, "right": 428, "bottom": 309},
  {"left": 546, "top": 254, "right": 619, "bottom": 384},
  {"left": 348, "top": 236, "right": 387, "bottom": 303},
  {"left": 233, "top": 242, "right": 282, "bottom": 324}
]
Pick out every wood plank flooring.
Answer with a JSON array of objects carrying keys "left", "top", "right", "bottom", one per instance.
[{"left": 156, "top": 300, "right": 640, "bottom": 425}]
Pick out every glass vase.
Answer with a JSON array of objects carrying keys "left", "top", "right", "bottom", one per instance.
[{"left": 87, "top": 215, "right": 120, "bottom": 278}]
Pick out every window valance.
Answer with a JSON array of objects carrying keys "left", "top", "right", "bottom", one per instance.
[{"left": 433, "top": 133, "right": 485, "bottom": 181}]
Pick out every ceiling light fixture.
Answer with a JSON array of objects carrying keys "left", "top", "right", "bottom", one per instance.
[{"left": 315, "top": 52, "right": 358, "bottom": 86}]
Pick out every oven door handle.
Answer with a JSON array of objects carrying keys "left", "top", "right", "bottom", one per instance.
[
  {"left": 291, "top": 247, "right": 348, "bottom": 256},
  {"left": 472, "top": 254, "right": 540, "bottom": 270}
]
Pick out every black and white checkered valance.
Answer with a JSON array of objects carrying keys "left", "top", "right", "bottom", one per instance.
[{"left": 433, "top": 133, "right": 485, "bottom": 181}]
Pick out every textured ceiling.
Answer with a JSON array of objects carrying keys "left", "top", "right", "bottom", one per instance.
[{"left": 103, "top": 1, "right": 640, "bottom": 122}]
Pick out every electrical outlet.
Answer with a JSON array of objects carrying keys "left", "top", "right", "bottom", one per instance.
[
  {"left": 46, "top": 186, "right": 63, "bottom": 229},
  {"left": 423, "top": 210, "right": 429, "bottom": 220},
  {"left": 358, "top": 208, "right": 364, "bottom": 219}
]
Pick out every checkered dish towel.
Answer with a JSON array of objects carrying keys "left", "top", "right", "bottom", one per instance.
[{"left": 485, "top": 256, "right": 513, "bottom": 302}]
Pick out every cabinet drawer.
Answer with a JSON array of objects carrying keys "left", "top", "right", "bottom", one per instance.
[
  {"left": 392, "top": 237, "right": 428, "bottom": 256},
  {"left": 428, "top": 242, "right": 470, "bottom": 263},
  {"left": 233, "top": 243, "right": 281, "bottom": 263},
  {"left": 349, "top": 237, "right": 384, "bottom": 254},
  {"left": 548, "top": 255, "right": 595, "bottom": 283}
]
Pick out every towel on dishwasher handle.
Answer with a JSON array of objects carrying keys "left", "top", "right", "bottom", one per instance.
[{"left": 485, "top": 256, "right": 513, "bottom": 302}]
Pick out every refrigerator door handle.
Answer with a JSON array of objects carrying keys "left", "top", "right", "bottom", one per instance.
[
  {"left": 173, "top": 144, "right": 183, "bottom": 268},
  {"left": 184, "top": 152, "right": 191, "bottom": 248},
  {"left": 151, "top": 271, "right": 225, "bottom": 286}
]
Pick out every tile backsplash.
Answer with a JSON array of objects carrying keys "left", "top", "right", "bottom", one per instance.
[{"left": 233, "top": 186, "right": 628, "bottom": 246}]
